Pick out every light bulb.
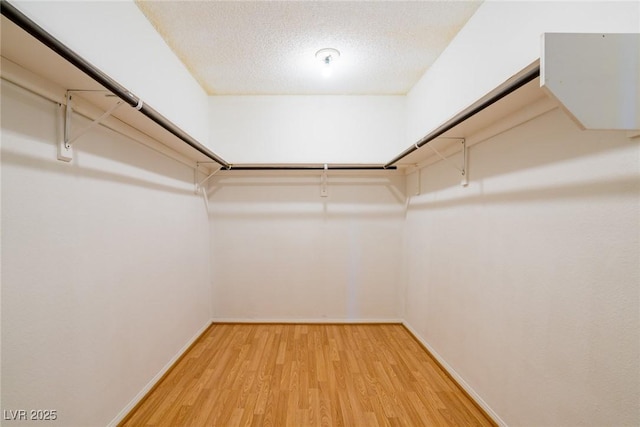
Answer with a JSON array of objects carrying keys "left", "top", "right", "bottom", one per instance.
[
  {"left": 322, "top": 57, "right": 333, "bottom": 78},
  {"left": 315, "top": 48, "right": 340, "bottom": 79}
]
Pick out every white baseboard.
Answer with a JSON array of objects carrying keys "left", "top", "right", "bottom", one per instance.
[
  {"left": 402, "top": 321, "right": 507, "bottom": 427},
  {"left": 211, "top": 318, "right": 403, "bottom": 324},
  {"left": 107, "top": 320, "right": 213, "bottom": 427}
]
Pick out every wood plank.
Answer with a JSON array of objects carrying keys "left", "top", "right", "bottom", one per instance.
[{"left": 119, "top": 324, "right": 495, "bottom": 426}]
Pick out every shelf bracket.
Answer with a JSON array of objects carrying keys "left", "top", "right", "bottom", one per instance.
[
  {"left": 195, "top": 163, "right": 222, "bottom": 194},
  {"left": 62, "top": 90, "right": 124, "bottom": 158},
  {"left": 461, "top": 138, "right": 468, "bottom": 187},
  {"left": 320, "top": 164, "right": 328, "bottom": 197},
  {"left": 57, "top": 103, "right": 72, "bottom": 162},
  {"left": 423, "top": 138, "right": 468, "bottom": 187}
]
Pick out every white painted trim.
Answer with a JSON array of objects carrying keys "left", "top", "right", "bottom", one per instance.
[
  {"left": 107, "top": 320, "right": 213, "bottom": 427},
  {"left": 212, "top": 318, "right": 403, "bottom": 324},
  {"left": 402, "top": 321, "right": 508, "bottom": 427}
]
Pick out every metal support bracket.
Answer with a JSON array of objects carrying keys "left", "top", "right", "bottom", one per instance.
[
  {"left": 195, "top": 163, "right": 222, "bottom": 194},
  {"left": 57, "top": 103, "right": 72, "bottom": 162},
  {"left": 461, "top": 138, "right": 468, "bottom": 187},
  {"left": 423, "top": 138, "right": 468, "bottom": 187},
  {"left": 320, "top": 163, "right": 328, "bottom": 197},
  {"left": 59, "top": 90, "right": 124, "bottom": 161}
]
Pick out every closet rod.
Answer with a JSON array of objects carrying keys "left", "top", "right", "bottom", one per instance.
[
  {"left": 227, "top": 165, "right": 397, "bottom": 171},
  {"left": 384, "top": 66, "right": 540, "bottom": 168},
  {"left": 0, "top": 0, "right": 231, "bottom": 169}
]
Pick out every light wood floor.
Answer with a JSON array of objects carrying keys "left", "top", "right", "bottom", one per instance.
[{"left": 120, "top": 324, "right": 494, "bottom": 426}]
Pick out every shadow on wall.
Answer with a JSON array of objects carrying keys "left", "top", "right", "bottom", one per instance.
[
  {"left": 409, "top": 175, "right": 638, "bottom": 212},
  {"left": 1, "top": 150, "right": 197, "bottom": 198},
  {"left": 1, "top": 80, "right": 197, "bottom": 195},
  {"left": 204, "top": 174, "right": 407, "bottom": 221},
  {"left": 407, "top": 107, "right": 639, "bottom": 206}
]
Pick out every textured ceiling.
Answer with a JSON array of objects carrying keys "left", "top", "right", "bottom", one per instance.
[{"left": 135, "top": 1, "right": 482, "bottom": 95}]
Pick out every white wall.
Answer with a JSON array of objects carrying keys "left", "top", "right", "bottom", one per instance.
[
  {"left": 207, "top": 173, "right": 406, "bottom": 321},
  {"left": 3, "top": 2, "right": 639, "bottom": 426},
  {"left": 1, "top": 80, "right": 212, "bottom": 426},
  {"left": 403, "top": 107, "right": 640, "bottom": 426},
  {"left": 209, "top": 96, "right": 405, "bottom": 164},
  {"left": 12, "top": 0, "right": 209, "bottom": 144},
  {"left": 407, "top": 0, "right": 640, "bottom": 146}
]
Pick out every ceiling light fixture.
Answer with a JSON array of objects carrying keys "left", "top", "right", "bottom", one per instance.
[{"left": 315, "top": 48, "right": 340, "bottom": 78}]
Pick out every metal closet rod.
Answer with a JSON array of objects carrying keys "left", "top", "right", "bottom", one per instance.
[
  {"left": 0, "top": 0, "right": 231, "bottom": 169},
  {"left": 384, "top": 65, "right": 541, "bottom": 168},
  {"left": 2, "top": 0, "right": 538, "bottom": 173},
  {"left": 227, "top": 165, "right": 397, "bottom": 171}
]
